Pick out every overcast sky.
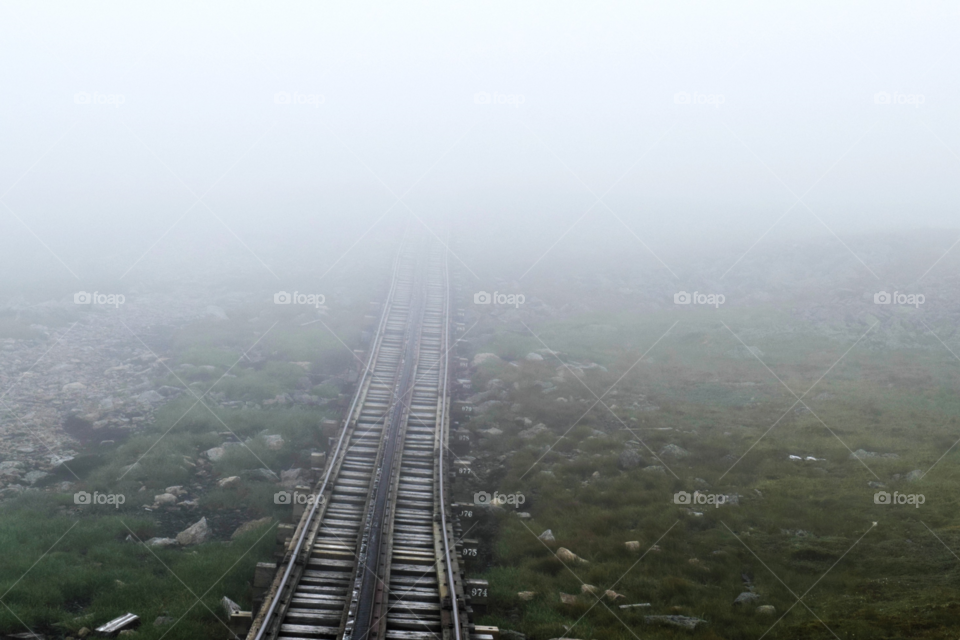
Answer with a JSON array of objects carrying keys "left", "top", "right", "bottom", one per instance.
[{"left": 1, "top": 1, "right": 958, "bottom": 288}]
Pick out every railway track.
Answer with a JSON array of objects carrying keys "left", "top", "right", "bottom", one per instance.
[{"left": 247, "top": 236, "right": 489, "bottom": 640}]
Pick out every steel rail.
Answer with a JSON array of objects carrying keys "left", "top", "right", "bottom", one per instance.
[{"left": 251, "top": 237, "right": 407, "bottom": 640}]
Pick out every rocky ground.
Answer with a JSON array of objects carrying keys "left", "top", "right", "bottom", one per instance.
[{"left": 0, "top": 291, "right": 255, "bottom": 499}]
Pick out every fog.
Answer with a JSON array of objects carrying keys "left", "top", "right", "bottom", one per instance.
[{"left": 1, "top": 1, "right": 958, "bottom": 293}]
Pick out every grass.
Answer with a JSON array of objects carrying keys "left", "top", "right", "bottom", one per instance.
[{"left": 459, "top": 306, "right": 960, "bottom": 639}]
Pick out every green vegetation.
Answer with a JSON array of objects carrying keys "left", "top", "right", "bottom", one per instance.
[{"left": 461, "top": 308, "right": 960, "bottom": 639}]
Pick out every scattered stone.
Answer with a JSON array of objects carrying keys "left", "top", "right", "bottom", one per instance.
[
  {"left": 642, "top": 465, "right": 666, "bottom": 474},
  {"left": 263, "top": 434, "right": 284, "bottom": 450},
  {"left": 734, "top": 592, "right": 761, "bottom": 606},
  {"left": 145, "top": 537, "right": 178, "bottom": 547},
  {"left": 472, "top": 353, "right": 501, "bottom": 367},
  {"left": 525, "top": 352, "right": 544, "bottom": 361},
  {"left": 617, "top": 449, "right": 642, "bottom": 470},
  {"left": 644, "top": 615, "right": 706, "bottom": 630},
  {"left": 556, "top": 547, "right": 587, "bottom": 564},
  {"left": 23, "top": 470, "right": 49, "bottom": 485},
  {"left": 517, "top": 591, "right": 536, "bottom": 601},
  {"left": 153, "top": 616, "right": 175, "bottom": 626},
  {"left": 519, "top": 423, "right": 549, "bottom": 440},
  {"left": 176, "top": 517, "right": 211, "bottom": 546},
  {"left": 659, "top": 444, "right": 690, "bottom": 458},
  {"left": 905, "top": 469, "right": 923, "bottom": 482},
  {"left": 137, "top": 390, "right": 164, "bottom": 405},
  {"left": 204, "top": 447, "right": 226, "bottom": 462},
  {"left": 515, "top": 512, "right": 531, "bottom": 519},
  {"left": 538, "top": 529, "right": 555, "bottom": 542},
  {"left": 625, "top": 540, "right": 640, "bottom": 552},
  {"left": 756, "top": 605, "right": 776, "bottom": 615},
  {"left": 868, "top": 481, "right": 885, "bottom": 489},
  {"left": 559, "top": 592, "right": 578, "bottom": 605},
  {"left": 280, "top": 468, "right": 305, "bottom": 489},
  {"left": 62, "top": 382, "right": 86, "bottom": 392},
  {"left": 153, "top": 493, "right": 177, "bottom": 506},
  {"left": 218, "top": 476, "right": 241, "bottom": 489}
]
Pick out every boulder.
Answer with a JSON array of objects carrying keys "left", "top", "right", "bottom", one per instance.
[
  {"left": 659, "top": 444, "right": 690, "bottom": 458},
  {"left": 538, "top": 529, "right": 556, "bottom": 542},
  {"left": 204, "top": 447, "right": 226, "bottom": 462},
  {"left": 581, "top": 584, "right": 598, "bottom": 595},
  {"left": 218, "top": 476, "right": 241, "bottom": 489},
  {"left": 137, "top": 390, "right": 164, "bottom": 405},
  {"left": 176, "top": 517, "right": 211, "bottom": 546},
  {"left": 145, "top": 537, "right": 178, "bottom": 547},
  {"left": 556, "top": 547, "right": 587, "bottom": 564},
  {"left": 605, "top": 589, "right": 625, "bottom": 601},
  {"left": 756, "top": 605, "right": 776, "bottom": 615},
  {"left": 263, "top": 434, "right": 284, "bottom": 450},
  {"left": 153, "top": 493, "right": 177, "bottom": 506},
  {"left": 617, "top": 449, "right": 642, "bottom": 470},
  {"left": 644, "top": 615, "right": 706, "bottom": 630},
  {"left": 519, "top": 423, "right": 549, "bottom": 440},
  {"left": 625, "top": 540, "right": 641, "bottom": 552},
  {"left": 559, "top": 592, "right": 578, "bottom": 605},
  {"left": 734, "top": 592, "right": 761, "bottom": 606},
  {"left": 472, "top": 353, "right": 502, "bottom": 367},
  {"left": 280, "top": 468, "right": 305, "bottom": 489}
]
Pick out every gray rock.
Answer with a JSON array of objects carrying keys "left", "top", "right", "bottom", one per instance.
[
  {"left": 472, "top": 353, "right": 501, "bottom": 366},
  {"left": 176, "top": 517, "right": 211, "bottom": 546},
  {"left": 263, "top": 434, "right": 284, "bottom": 450},
  {"left": 154, "top": 616, "right": 176, "bottom": 626},
  {"left": 153, "top": 493, "right": 177, "bottom": 506},
  {"left": 519, "top": 423, "right": 549, "bottom": 440},
  {"left": 145, "top": 537, "right": 178, "bottom": 547},
  {"left": 756, "top": 605, "right": 776, "bottom": 615},
  {"left": 204, "top": 447, "right": 226, "bottom": 462},
  {"left": 23, "top": 470, "right": 49, "bottom": 485},
  {"left": 642, "top": 465, "right": 666, "bottom": 474},
  {"left": 734, "top": 592, "right": 761, "bottom": 606},
  {"left": 218, "top": 475, "right": 241, "bottom": 489},
  {"left": 280, "top": 468, "right": 305, "bottom": 489},
  {"left": 659, "top": 444, "right": 690, "bottom": 458},
  {"left": 905, "top": 469, "right": 923, "bottom": 482},
  {"left": 538, "top": 529, "right": 555, "bottom": 542},
  {"left": 617, "top": 449, "right": 642, "bottom": 470},
  {"left": 137, "top": 390, "right": 164, "bottom": 405},
  {"left": 644, "top": 615, "right": 706, "bottom": 630},
  {"left": 525, "top": 352, "right": 544, "bottom": 361}
]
